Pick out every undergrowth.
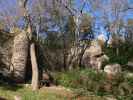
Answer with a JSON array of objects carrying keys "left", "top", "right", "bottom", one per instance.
[{"left": 54, "top": 68, "right": 133, "bottom": 100}]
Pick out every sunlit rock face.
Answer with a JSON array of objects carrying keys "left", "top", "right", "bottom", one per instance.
[
  {"left": 82, "top": 40, "right": 109, "bottom": 70},
  {"left": 87, "top": 40, "right": 103, "bottom": 56},
  {"left": 67, "top": 39, "right": 109, "bottom": 70},
  {"left": 10, "top": 31, "right": 29, "bottom": 83},
  {"left": 104, "top": 64, "right": 121, "bottom": 75},
  {"left": 97, "top": 34, "right": 106, "bottom": 43}
]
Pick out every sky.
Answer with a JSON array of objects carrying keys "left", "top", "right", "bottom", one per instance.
[
  {"left": 0, "top": 0, "right": 133, "bottom": 22},
  {"left": 0, "top": 0, "right": 133, "bottom": 39},
  {"left": 74, "top": 0, "right": 133, "bottom": 39}
]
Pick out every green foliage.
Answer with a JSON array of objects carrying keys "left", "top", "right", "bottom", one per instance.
[
  {"left": 54, "top": 69, "right": 81, "bottom": 88},
  {"left": 0, "top": 85, "right": 69, "bottom": 100},
  {"left": 54, "top": 69, "right": 106, "bottom": 94},
  {"left": 54, "top": 69, "right": 133, "bottom": 99},
  {"left": 104, "top": 42, "right": 133, "bottom": 65}
]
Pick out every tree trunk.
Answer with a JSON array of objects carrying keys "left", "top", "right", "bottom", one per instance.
[
  {"left": 18, "top": 0, "right": 39, "bottom": 90},
  {"left": 116, "top": 47, "right": 119, "bottom": 56},
  {"left": 30, "top": 43, "right": 39, "bottom": 90},
  {"left": 10, "top": 31, "right": 29, "bottom": 83}
]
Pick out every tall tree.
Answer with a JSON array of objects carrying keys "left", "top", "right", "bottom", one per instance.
[
  {"left": 20, "top": 0, "right": 39, "bottom": 90},
  {"left": 9, "top": 0, "right": 30, "bottom": 82}
]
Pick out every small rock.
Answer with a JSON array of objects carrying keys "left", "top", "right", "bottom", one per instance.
[
  {"left": 127, "top": 61, "right": 133, "bottom": 66},
  {"left": 105, "top": 96, "right": 117, "bottom": 100},
  {"left": 82, "top": 40, "right": 109, "bottom": 70},
  {"left": 125, "top": 72, "right": 133, "bottom": 78},
  {"left": 14, "top": 95, "right": 21, "bottom": 100},
  {"left": 40, "top": 72, "right": 54, "bottom": 87},
  {"left": 104, "top": 64, "right": 121, "bottom": 75},
  {"left": 24, "top": 84, "right": 30, "bottom": 88}
]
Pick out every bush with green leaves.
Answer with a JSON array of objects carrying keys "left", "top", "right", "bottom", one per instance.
[
  {"left": 104, "top": 42, "right": 133, "bottom": 65},
  {"left": 54, "top": 69, "right": 133, "bottom": 99}
]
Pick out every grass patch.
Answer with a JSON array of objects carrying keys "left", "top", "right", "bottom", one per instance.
[
  {"left": 0, "top": 84, "right": 70, "bottom": 100},
  {"left": 0, "top": 69, "right": 133, "bottom": 100}
]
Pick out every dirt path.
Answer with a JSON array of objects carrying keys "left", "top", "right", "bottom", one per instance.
[
  {"left": 40, "top": 86, "right": 106, "bottom": 100},
  {"left": 40, "top": 86, "right": 75, "bottom": 99}
]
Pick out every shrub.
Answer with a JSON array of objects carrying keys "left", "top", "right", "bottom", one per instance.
[
  {"left": 104, "top": 42, "right": 133, "bottom": 65},
  {"left": 54, "top": 68, "right": 133, "bottom": 99}
]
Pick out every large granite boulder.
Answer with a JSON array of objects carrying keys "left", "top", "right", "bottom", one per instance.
[
  {"left": 82, "top": 40, "right": 109, "bottom": 70},
  {"left": 85, "top": 40, "right": 103, "bottom": 57},
  {"left": 10, "top": 31, "right": 29, "bottom": 83},
  {"left": 66, "top": 40, "right": 109, "bottom": 70},
  {"left": 0, "top": 29, "right": 28, "bottom": 83},
  {"left": 0, "top": 30, "right": 14, "bottom": 75}
]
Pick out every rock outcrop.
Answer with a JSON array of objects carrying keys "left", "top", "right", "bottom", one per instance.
[
  {"left": 82, "top": 40, "right": 109, "bottom": 70},
  {"left": 10, "top": 31, "right": 29, "bottom": 82}
]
